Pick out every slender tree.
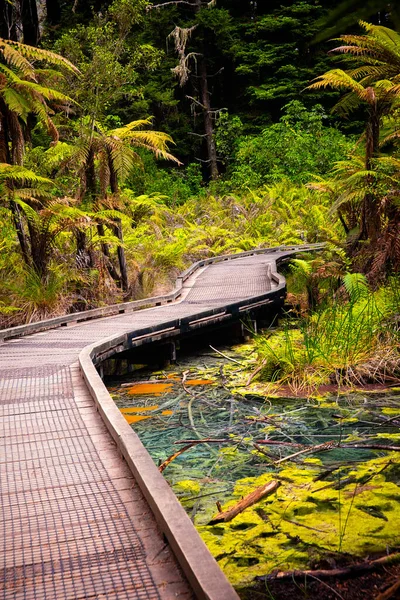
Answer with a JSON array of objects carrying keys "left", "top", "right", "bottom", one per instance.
[{"left": 154, "top": 0, "right": 223, "bottom": 179}]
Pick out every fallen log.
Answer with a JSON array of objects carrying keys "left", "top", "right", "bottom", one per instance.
[
  {"left": 208, "top": 480, "right": 279, "bottom": 525},
  {"left": 257, "top": 552, "right": 400, "bottom": 582}
]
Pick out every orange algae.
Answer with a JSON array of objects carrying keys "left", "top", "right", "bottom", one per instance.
[
  {"left": 127, "top": 382, "right": 173, "bottom": 396},
  {"left": 123, "top": 414, "right": 152, "bottom": 424},
  {"left": 162, "top": 410, "right": 173, "bottom": 416},
  {"left": 120, "top": 405, "right": 158, "bottom": 414},
  {"left": 185, "top": 379, "right": 214, "bottom": 386}
]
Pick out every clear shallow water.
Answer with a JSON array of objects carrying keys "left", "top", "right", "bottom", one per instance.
[
  {"left": 107, "top": 344, "right": 400, "bottom": 493},
  {"left": 107, "top": 343, "right": 400, "bottom": 591}
]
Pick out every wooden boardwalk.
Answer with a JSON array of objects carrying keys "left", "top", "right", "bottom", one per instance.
[{"left": 0, "top": 246, "right": 320, "bottom": 599}]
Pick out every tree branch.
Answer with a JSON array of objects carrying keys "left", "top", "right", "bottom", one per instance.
[{"left": 148, "top": 1, "right": 197, "bottom": 10}]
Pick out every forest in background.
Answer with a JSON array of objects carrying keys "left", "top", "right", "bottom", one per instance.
[{"left": 1, "top": 0, "right": 400, "bottom": 391}]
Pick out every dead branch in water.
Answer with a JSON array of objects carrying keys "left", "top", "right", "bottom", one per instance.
[
  {"left": 209, "top": 345, "right": 244, "bottom": 366},
  {"left": 343, "top": 443, "right": 400, "bottom": 451},
  {"left": 159, "top": 443, "right": 196, "bottom": 473},
  {"left": 208, "top": 480, "right": 279, "bottom": 524},
  {"left": 257, "top": 552, "right": 400, "bottom": 582},
  {"left": 274, "top": 440, "right": 338, "bottom": 465},
  {"left": 253, "top": 443, "right": 273, "bottom": 459},
  {"left": 174, "top": 438, "right": 230, "bottom": 445},
  {"left": 246, "top": 358, "right": 267, "bottom": 386},
  {"left": 255, "top": 439, "right": 304, "bottom": 448}
]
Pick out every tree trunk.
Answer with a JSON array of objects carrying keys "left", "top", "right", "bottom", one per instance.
[
  {"left": 108, "top": 151, "right": 129, "bottom": 292},
  {"left": 362, "top": 102, "right": 380, "bottom": 244},
  {"left": 26, "top": 219, "right": 48, "bottom": 278},
  {"left": 0, "top": 107, "right": 31, "bottom": 267},
  {"left": 75, "top": 146, "right": 95, "bottom": 268},
  {"left": 199, "top": 56, "right": 219, "bottom": 180},
  {"left": 0, "top": 0, "right": 17, "bottom": 40},
  {"left": 97, "top": 222, "right": 121, "bottom": 284},
  {"left": 75, "top": 229, "right": 92, "bottom": 269},
  {"left": 10, "top": 200, "right": 31, "bottom": 268},
  {"left": 20, "top": 0, "right": 40, "bottom": 46},
  {"left": 114, "top": 219, "right": 129, "bottom": 292}
]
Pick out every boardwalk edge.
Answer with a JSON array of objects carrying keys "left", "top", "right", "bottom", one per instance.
[{"left": 79, "top": 336, "right": 241, "bottom": 600}]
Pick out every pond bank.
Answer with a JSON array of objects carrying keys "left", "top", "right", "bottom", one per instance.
[{"left": 106, "top": 339, "right": 400, "bottom": 598}]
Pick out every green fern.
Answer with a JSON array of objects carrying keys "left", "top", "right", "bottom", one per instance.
[{"left": 342, "top": 272, "right": 369, "bottom": 303}]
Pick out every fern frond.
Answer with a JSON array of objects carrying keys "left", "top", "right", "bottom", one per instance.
[
  {"left": 0, "top": 163, "right": 52, "bottom": 187},
  {"left": 0, "top": 38, "right": 80, "bottom": 75},
  {"left": 110, "top": 118, "right": 153, "bottom": 136},
  {"left": 15, "top": 80, "right": 75, "bottom": 104},
  {"left": 308, "top": 69, "right": 366, "bottom": 94},
  {"left": 2, "top": 88, "right": 31, "bottom": 120},
  {"left": 290, "top": 258, "right": 313, "bottom": 277},
  {"left": 1, "top": 42, "right": 36, "bottom": 80},
  {"left": 12, "top": 197, "right": 41, "bottom": 224},
  {"left": 342, "top": 272, "right": 369, "bottom": 303}
]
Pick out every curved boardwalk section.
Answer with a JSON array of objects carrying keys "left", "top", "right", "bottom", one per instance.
[{"left": 0, "top": 246, "right": 321, "bottom": 600}]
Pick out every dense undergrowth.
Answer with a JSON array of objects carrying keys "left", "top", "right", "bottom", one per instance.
[
  {"left": 0, "top": 179, "right": 338, "bottom": 326},
  {"left": 254, "top": 272, "right": 400, "bottom": 394}
]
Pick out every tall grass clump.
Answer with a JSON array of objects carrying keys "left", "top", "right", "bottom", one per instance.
[{"left": 255, "top": 274, "right": 400, "bottom": 393}]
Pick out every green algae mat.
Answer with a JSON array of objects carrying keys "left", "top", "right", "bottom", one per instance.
[{"left": 107, "top": 343, "right": 400, "bottom": 593}]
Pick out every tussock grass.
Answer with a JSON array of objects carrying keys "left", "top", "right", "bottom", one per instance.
[{"left": 255, "top": 276, "right": 400, "bottom": 393}]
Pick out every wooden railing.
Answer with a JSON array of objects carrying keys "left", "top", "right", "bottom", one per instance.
[{"left": 0, "top": 243, "right": 325, "bottom": 342}]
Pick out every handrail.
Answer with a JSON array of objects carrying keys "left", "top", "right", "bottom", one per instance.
[{"left": 0, "top": 243, "right": 325, "bottom": 342}]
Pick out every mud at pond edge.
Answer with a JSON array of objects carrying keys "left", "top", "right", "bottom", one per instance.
[{"left": 238, "top": 563, "right": 400, "bottom": 600}]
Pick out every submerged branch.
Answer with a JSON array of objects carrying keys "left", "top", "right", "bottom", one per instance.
[
  {"left": 209, "top": 345, "right": 244, "bottom": 365},
  {"left": 255, "top": 439, "right": 304, "bottom": 448},
  {"left": 275, "top": 440, "right": 338, "bottom": 464},
  {"left": 159, "top": 443, "right": 196, "bottom": 473},
  {"left": 174, "top": 438, "right": 230, "bottom": 444}
]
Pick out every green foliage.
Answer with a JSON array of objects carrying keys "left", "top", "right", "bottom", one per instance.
[
  {"left": 52, "top": 1, "right": 161, "bottom": 123},
  {"left": 6, "top": 266, "right": 75, "bottom": 322},
  {"left": 228, "top": 0, "right": 338, "bottom": 120},
  {"left": 215, "top": 112, "right": 243, "bottom": 165},
  {"left": 307, "top": 21, "right": 400, "bottom": 275},
  {"left": 223, "top": 102, "right": 352, "bottom": 188},
  {"left": 342, "top": 272, "right": 369, "bottom": 304}
]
